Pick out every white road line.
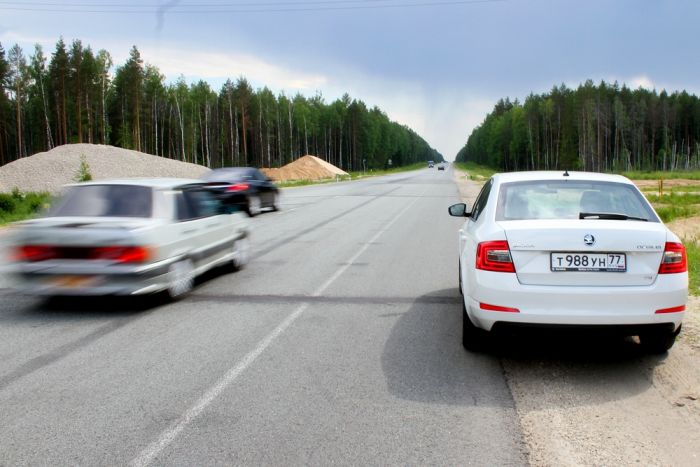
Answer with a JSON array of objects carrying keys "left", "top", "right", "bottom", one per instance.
[{"left": 129, "top": 194, "right": 423, "bottom": 467}]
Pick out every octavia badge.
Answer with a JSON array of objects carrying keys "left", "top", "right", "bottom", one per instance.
[{"left": 584, "top": 234, "right": 596, "bottom": 246}]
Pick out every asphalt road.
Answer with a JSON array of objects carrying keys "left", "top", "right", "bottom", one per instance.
[{"left": 0, "top": 167, "right": 527, "bottom": 465}]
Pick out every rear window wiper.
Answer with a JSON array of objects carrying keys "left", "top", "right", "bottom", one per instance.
[{"left": 579, "top": 212, "right": 648, "bottom": 221}]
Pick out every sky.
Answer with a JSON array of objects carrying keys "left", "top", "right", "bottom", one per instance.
[{"left": 1, "top": 0, "right": 699, "bottom": 160}]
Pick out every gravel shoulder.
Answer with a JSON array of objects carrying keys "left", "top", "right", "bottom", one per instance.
[{"left": 453, "top": 167, "right": 700, "bottom": 466}]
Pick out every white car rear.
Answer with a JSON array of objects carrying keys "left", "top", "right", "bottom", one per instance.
[
  {"left": 7, "top": 179, "right": 250, "bottom": 299},
  {"left": 449, "top": 171, "right": 688, "bottom": 353}
]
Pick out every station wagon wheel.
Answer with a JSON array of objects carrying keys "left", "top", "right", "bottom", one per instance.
[
  {"left": 230, "top": 236, "right": 250, "bottom": 271},
  {"left": 167, "top": 258, "right": 195, "bottom": 299},
  {"left": 462, "top": 301, "right": 488, "bottom": 352},
  {"left": 247, "top": 195, "right": 262, "bottom": 217}
]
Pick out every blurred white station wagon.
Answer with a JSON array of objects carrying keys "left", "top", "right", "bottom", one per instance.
[
  {"left": 449, "top": 171, "right": 688, "bottom": 353},
  {"left": 7, "top": 178, "right": 249, "bottom": 299}
]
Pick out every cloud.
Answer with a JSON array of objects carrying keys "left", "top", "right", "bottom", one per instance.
[
  {"left": 629, "top": 75, "right": 655, "bottom": 90},
  {"left": 138, "top": 45, "right": 328, "bottom": 93}
]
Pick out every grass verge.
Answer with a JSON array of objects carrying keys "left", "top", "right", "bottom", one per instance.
[
  {"left": 0, "top": 190, "right": 52, "bottom": 224},
  {"left": 454, "top": 162, "right": 497, "bottom": 180},
  {"left": 623, "top": 170, "right": 700, "bottom": 180},
  {"left": 686, "top": 240, "right": 700, "bottom": 296}
]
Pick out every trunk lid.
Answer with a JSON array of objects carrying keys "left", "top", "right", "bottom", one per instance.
[{"left": 501, "top": 219, "right": 667, "bottom": 286}]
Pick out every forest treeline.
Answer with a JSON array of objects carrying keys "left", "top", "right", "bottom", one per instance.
[
  {"left": 0, "top": 39, "right": 442, "bottom": 170},
  {"left": 456, "top": 80, "right": 700, "bottom": 172}
]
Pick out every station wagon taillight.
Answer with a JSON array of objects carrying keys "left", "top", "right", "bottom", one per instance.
[
  {"left": 658, "top": 242, "right": 687, "bottom": 274},
  {"left": 476, "top": 240, "right": 515, "bottom": 273}
]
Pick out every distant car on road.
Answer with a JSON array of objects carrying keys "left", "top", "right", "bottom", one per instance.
[
  {"left": 428, "top": 161, "right": 435, "bottom": 168},
  {"left": 449, "top": 171, "right": 687, "bottom": 354},
  {"left": 7, "top": 179, "right": 249, "bottom": 299},
  {"left": 438, "top": 163, "right": 446, "bottom": 171},
  {"left": 202, "top": 167, "right": 279, "bottom": 216}
]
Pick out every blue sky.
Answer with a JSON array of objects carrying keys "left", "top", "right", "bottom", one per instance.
[{"left": 2, "top": 0, "right": 698, "bottom": 159}]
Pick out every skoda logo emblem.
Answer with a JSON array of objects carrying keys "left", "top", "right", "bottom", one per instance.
[{"left": 584, "top": 234, "right": 596, "bottom": 246}]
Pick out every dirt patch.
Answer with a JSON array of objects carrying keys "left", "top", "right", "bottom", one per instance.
[
  {"left": 634, "top": 179, "right": 700, "bottom": 190},
  {"left": 262, "top": 155, "right": 348, "bottom": 182},
  {"left": 666, "top": 216, "right": 700, "bottom": 242},
  {"left": 453, "top": 172, "right": 700, "bottom": 466},
  {"left": 452, "top": 167, "right": 484, "bottom": 204}
]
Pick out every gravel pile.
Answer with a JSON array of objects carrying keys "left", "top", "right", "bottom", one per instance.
[
  {"left": 262, "top": 155, "right": 349, "bottom": 181},
  {"left": 0, "top": 144, "right": 211, "bottom": 194}
]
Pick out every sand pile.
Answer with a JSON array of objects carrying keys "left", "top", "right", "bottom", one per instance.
[
  {"left": 262, "top": 155, "right": 349, "bottom": 181},
  {"left": 0, "top": 144, "right": 210, "bottom": 194}
]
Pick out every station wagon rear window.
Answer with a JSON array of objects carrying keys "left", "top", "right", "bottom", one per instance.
[
  {"left": 495, "top": 180, "right": 658, "bottom": 222},
  {"left": 49, "top": 185, "right": 153, "bottom": 218}
]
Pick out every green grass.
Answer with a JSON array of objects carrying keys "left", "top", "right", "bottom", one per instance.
[
  {"left": 0, "top": 190, "right": 52, "bottom": 224},
  {"left": 653, "top": 205, "right": 699, "bottom": 223},
  {"left": 454, "top": 162, "right": 497, "bottom": 180},
  {"left": 642, "top": 192, "right": 700, "bottom": 222},
  {"left": 640, "top": 184, "right": 700, "bottom": 193},
  {"left": 623, "top": 170, "right": 700, "bottom": 180},
  {"left": 645, "top": 192, "right": 700, "bottom": 205},
  {"left": 686, "top": 240, "right": 700, "bottom": 295}
]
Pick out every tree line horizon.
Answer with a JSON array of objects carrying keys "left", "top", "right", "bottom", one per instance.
[
  {"left": 0, "top": 38, "right": 443, "bottom": 171},
  {"left": 456, "top": 80, "right": 700, "bottom": 173}
]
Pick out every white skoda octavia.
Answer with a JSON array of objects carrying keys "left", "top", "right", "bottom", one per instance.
[{"left": 448, "top": 171, "right": 688, "bottom": 353}]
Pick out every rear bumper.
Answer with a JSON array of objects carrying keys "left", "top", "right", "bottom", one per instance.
[
  {"left": 8, "top": 257, "right": 179, "bottom": 296},
  {"left": 465, "top": 270, "right": 687, "bottom": 331}
]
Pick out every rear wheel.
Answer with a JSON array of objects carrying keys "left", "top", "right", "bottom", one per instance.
[
  {"left": 167, "top": 258, "right": 195, "bottom": 300},
  {"left": 462, "top": 301, "right": 489, "bottom": 352},
  {"left": 271, "top": 192, "right": 279, "bottom": 211},
  {"left": 246, "top": 195, "right": 262, "bottom": 217},
  {"left": 230, "top": 236, "right": 250, "bottom": 272},
  {"left": 639, "top": 326, "right": 680, "bottom": 354}
]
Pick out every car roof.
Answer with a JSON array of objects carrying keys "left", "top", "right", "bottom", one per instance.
[
  {"left": 66, "top": 178, "right": 204, "bottom": 190},
  {"left": 492, "top": 171, "right": 632, "bottom": 185}
]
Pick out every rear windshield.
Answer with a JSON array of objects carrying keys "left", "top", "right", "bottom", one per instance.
[
  {"left": 48, "top": 185, "right": 153, "bottom": 218},
  {"left": 496, "top": 180, "right": 658, "bottom": 222}
]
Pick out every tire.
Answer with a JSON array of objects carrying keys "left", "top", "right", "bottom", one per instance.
[
  {"left": 462, "top": 301, "right": 489, "bottom": 352},
  {"left": 639, "top": 326, "right": 681, "bottom": 354},
  {"left": 246, "top": 195, "right": 262, "bottom": 217},
  {"left": 166, "top": 258, "right": 195, "bottom": 300},
  {"left": 270, "top": 192, "right": 279, "bottom": 212},
  {"left": 230, "top": 236, "right": 250, "bottom": 272}
]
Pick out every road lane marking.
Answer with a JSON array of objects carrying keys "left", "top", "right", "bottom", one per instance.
[{"left": 129, "top": 193, "right": 423, "bottom": 467}]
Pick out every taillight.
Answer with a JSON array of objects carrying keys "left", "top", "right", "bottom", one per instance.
[
  {"left": 93, "top": 246, "right": 150, "bottom": 263},
  {"left": 658, "top": 242, "right": 687, "bottom": 274},
  {"left": 476, "top": 240, "right": 515, "bottom": 273},
  {"left": 14, "top": 245, "right": 55, "bottom": 262},
  {"left": 227, "top": 183, "right": 249, "bottom": 192}
]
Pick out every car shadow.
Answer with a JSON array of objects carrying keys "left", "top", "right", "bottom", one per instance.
[{"left": 382, "top": 288, "right": 662, "bottom": 408}]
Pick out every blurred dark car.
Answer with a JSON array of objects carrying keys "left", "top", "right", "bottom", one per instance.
[
  {"left": 437, "top": 163, "right": 446, "bottom": 170},
  {"left": 202, "top": 167, "right": 279, "bottom": 216}
]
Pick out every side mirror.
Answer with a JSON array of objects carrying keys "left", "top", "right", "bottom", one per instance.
[{"left": 448, "top": 203, "right": 471, "bottom": 217}]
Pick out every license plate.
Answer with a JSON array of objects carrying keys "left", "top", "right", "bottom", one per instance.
[
  {"left": 550, "top": 253, "right": 626, "bottom": 272},
  {"left": 49, "top": 276, "right": 99, "bottom": 288}
]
